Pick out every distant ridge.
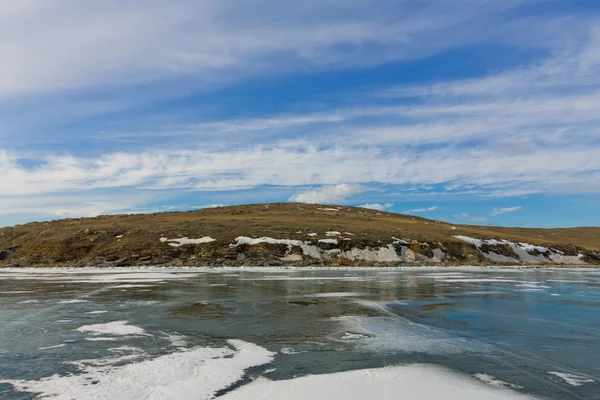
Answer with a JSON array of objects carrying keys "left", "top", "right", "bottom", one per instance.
[{"left": 1, "top": 203, "right": 599, "bottom": 268}]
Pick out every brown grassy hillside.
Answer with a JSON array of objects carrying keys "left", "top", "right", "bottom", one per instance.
[{"left": 0, "top": 203, "right": 599, "bottom": 267}]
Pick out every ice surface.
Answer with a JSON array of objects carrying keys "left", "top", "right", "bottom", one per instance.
[
  {"left": 0, "top": 340, "right": 274, "bottom": 400},
  {"left": 474, "top": 373, "right": 523, "bottom": 390},
  {"left": 302, "top": 292, "right": 374, "bottom": 298},
  {"left": 58, "top": 299, "right": 88, "bottom": 304},
  {"left": 38, "top": 344, "right": 67, "bottom": 350},
  {"left": 548, "top": 371, "right": 595, "bottom": 386},
  {"left": 439, "top": 278, "right": 519, "bottom": 283},
  {"left": 0, "top": 270, "right": 199, "bottom": 283},
  {"left": 162, "top": 333, "right": 187, "bottom": 348},
  {"left": 0, "top": 291, "right": 33, "bottom": 294},
  {"left": 221, "top": 364, "right": 535, "bottom": 400},
  {"left": 332, "top": 314, "right": 486, "bottom": 355},
  {"left": 108, "top": 284, "right": 156, "bottom": 288}
]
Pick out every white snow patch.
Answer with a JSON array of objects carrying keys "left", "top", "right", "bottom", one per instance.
[
  {"left": 0, "top": 340, "right": 274, "bottom": 400},
  {"left": 326, "top": 231, "right": 341, "bottom": 236},
  {"left": 318, "top": 239, "right": 338, "bottom": 244},
  {"left": 59, "top": 299, "right": 88, "bottom": 304},
  {"left": 231, "top": 236, "right": 303, "bottom": 247},
  {"left": 317, "top": 208, "right": 341, "bottom": 211},
  {"left": 453, "top": 235, "right": 584, "bottom": 265},
  {"left": 220, "top": 364, "right": 535, "bottom": 400},
  {"left": 38, "top": 344, "right": 67, "bottom": 350},
  {"left": 474, "top": 373, "right": 523, "bottom": 390},
  {"left": 453, "top": 236, "right": 483, "bottom": 246},
  {"left": 116, "top": 235, "right": 123, "bottom": 239},
  {"left": 161, "top": 237, "right": 215, "bottom": 247},
  {"left": 163, "top": 333, "right": 187, "bottom": 348},
  {"left": 548, "top": 254, "right": 587, "bottom": 265},
  {"left": 548, "top": 371, "right": 595, "bottom": 386},
  {"left": 85, "top": 337, "right": 118, "bottom": 342},
  {"left": 341, "top": 332, "right": 370, "bottom": 340},
  {"left": 87, "top": 310, "right": 107, "bottom": 315},
  {"left": 307, "top": 233, "right": 317, "bottom": 237},
  {"left": 280, "top": 347, "right": 302, "bottom": 355},
  {"left": 108, "top": 284, "right": 155, "bottom": 289},
  {"left": 0, "top": 291, "right": 33, "bottom": 294},
  {"left": 76, "top": 321, "right": 147, "bottom": 336}
]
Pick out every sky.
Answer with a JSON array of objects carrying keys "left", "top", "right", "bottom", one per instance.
[{"left": 1, "top": 0, "right": 600, "bottom": 228}]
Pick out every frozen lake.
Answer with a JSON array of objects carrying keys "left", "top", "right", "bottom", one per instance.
[{"left": 0, "top": 267, "right": 599, "bottom": 399}]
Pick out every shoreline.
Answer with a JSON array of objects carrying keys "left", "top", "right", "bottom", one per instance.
[{"left": 2, "top": 264, "right": 599, "bottom": 272}]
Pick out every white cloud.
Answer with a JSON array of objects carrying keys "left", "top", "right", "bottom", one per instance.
[
  {"left": 0, "top": 191, "right": 162, "bottom": 221},
  {"left": 199, "top": 203, "right": 226, "bottom": 209},
  {"left": 359, "top": 203, "right": 394, "bottom": 211},
  {"left": 491, "top": 206, "right": 522, "bottom": 216},
  {"left": 455, "top": 213, "right": 487, "bottom": 222},
  {"left": 0, "top": 1, "right": 520, "bottom": 98},
  {"left": 406, "top": 206, "right": 438, "bottom": 213},
  {"left": 289, "top": 184, "right": 363, "bottom": 204},
  {"left": 0, "top": 3, "right": 599, "bottom": 225},
  {"left": 1, "top": 143, "right": 600, "bottom": 200}
]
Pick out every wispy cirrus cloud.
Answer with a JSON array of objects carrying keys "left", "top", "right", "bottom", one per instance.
[
  {"left": 491, "top": 206, "right": 522, "bottom": 216},
  {"left": 1, "top": 144, "right": 599, "bottom": 198},
  {"left": 0, "top": 0, "right": 524, "bottom": 99},
  {"left": 454, "top": 213, "right": 488, "bottom": 223},
  {"left": 406, "top": 206, "right": 438, "bottom": 213}
]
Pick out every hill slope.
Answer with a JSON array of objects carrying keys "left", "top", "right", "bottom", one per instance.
[{"left": 1, "top": 203, "right": 599, "bottom": 267}]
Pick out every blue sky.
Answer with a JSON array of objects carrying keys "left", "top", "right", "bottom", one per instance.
[{"left": 1, "top": 0, "right": 600, "bottom": 228}]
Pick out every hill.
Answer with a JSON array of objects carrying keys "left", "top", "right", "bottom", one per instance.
[{"left": 1, "top": 203, "right": 599, "bottom": 267}]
